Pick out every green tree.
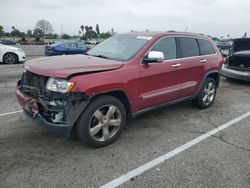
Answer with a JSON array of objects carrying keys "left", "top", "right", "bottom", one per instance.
[
  {"left": 95, "top": 24, "right": 100, "bottom": 36},
  {"left": 100, "top": 32, "right": 111, "bottom": 39},
  {"left": 85, "top": 25, "right": 90, "bottom": 38},
  {"left": 62, "top": 34, "right": 71, "bottom": 39},
  {"left": 4, "top": 32, "right": 10, "bottom": 37},
  {"left": 10, "top": 28, "right": 21, "bottom": 37},
  {"left": 0, "top": 25, "right": 4, "bottom": 37},
  {"left": 19, "top": 32, "right": 26, "bottom": 38},
  {"left": 88, "top": 26, "right": 97, "bottom": 38},
  {"left": 80, "top": 25, "right": 84, "bottom": 36},
  {"left": 27, "top": 30, "right": 33, "bottom": 37},
  {"left": 33, "top": 28, "right": 44, "bottom": 38}
]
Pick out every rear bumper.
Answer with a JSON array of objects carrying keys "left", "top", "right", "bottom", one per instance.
[
  {"left": 221, "top": 65, "right": 250, "bottom": 81},
  {"left": 16, "top": 81, "right": 89, "bottom": 136}
]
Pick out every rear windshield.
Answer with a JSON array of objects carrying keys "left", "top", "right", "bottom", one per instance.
[{"left": 88, "top": 35, "right": 151, "bottom": 61}]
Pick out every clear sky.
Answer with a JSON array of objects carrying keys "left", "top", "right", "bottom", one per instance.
[{"left": 0, "top": 0, "right": 249, "bottom": 38}]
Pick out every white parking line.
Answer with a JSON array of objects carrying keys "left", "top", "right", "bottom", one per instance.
[
  {"left": 100, "top": 111, "right": 250, "bottom": 188},
  {"left": 0, "top": 110, "right": 23, "bottom": 117}
]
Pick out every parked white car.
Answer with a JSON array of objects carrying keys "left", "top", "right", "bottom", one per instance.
[{"left": 0, "top": 44, "right": 26, "bottom": 64}]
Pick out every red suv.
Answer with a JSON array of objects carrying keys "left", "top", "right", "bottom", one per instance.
[{"left": 16, "top": 32, "right": 223, "bottom": 147}]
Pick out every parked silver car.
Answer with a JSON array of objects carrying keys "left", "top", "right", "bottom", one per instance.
[{"left": 221, "top": 38, "right": 250, "bottom": 81}]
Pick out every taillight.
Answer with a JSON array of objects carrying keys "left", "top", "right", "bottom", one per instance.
[
  {"left": 46, "top": 46, "right": 53, "bottom": 50},
  {"left": 222, "top": 57, "right": 227, "bottom": 64}
]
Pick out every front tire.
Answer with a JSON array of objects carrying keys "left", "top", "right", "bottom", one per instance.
[
  {"left": 76, "top": 95, "right": 126, "bottom": 148},
  {"left": 193, "top": 77, "right": 217, "bottom": 108},
  {"left": 3, "top": 53, "right": 18, "bottom": 64}
]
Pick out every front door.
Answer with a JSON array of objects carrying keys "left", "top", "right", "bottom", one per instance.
[{"left": 138, "top": 37, "right": 184, "bottom": 110}]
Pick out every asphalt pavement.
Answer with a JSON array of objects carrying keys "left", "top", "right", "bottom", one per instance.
[{"left": 0, "top": 47, "right": 249, "bottom": 188}]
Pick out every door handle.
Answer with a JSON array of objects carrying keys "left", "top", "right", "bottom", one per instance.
[
  {"left": 172, "top": 63, "right": 181, "bottom": 67},
  {"left": 200, "top": 59, "right": 207, "bottom": 63}
]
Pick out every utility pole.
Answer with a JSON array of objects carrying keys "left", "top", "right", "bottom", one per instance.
[{"left": 61, "top": 24, "right": 63, "bottom": 38}]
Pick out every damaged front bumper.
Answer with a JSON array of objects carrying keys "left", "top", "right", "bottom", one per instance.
[{"left": 16, "top": 80, "right": 89, "bottom": 136}]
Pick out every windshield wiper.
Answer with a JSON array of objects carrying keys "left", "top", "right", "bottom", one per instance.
[{"left": 90, "top": 54, "right": 110, "bottom": 59}]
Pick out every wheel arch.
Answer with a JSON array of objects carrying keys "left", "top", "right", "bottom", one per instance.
[
  {"left": 90, "top": 90, "right": 132, "bottom": 118},
  {"left": 205, "top": 71, "right": 220, "bottom": 88},
  {"left": 195, "top": 70, "right": 220, "bottom": 97},
  {"left": 3, "top": 52, "right": 19, "bottom": 63}
]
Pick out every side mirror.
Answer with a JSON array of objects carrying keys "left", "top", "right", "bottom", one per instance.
[{"left": 143, "top": 51, "right": 164, "bottom": 64}]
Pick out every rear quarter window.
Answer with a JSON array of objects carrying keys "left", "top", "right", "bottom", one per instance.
[
  {"left": 179, "top": 37, "right": 199, "bottom": 58},
  {"left": 198, "top": 39, "right": 215, "bottom": 55}
]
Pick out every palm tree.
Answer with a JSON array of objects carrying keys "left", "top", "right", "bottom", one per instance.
[
  {"left": 85, "top": 26, "right": 89, "bottom": 39},
  {"left": 80, "top": 25, "right": 84, "bottom": 35}
]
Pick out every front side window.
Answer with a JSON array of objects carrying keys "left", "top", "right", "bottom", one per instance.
[
  {"left": 179, "top": 38, "right": 199, "bottom": 58},
  {"left": 88, "top": 35, "right": 151, "bottom": 61},
  {"left": 198, "top": 39, "right": 215, "bottom": 55},
  {"left": 150, "top": 37, "right": 177, "bottom": 60}
]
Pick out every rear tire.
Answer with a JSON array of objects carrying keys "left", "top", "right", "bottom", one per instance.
[
  {"left": 76, "top": 95, "right": 126, "bottom": 148},
  {"left": 193, "top": 77, "right": 217, "bottom": 108},
  {"left": 3, "top": 53, "right": 18, "bottom": 64}
]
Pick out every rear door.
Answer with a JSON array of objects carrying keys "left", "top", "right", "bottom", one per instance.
[
  {"left": 63, "top": 42, "right": 78, "bottom": 54},
  {"left": 139, "top": 37, "right": 184, "bottom": 110},
  {"left": 175, "top": 37, "right": 205, "bottom": 98},
  {"left": 77, "top": 43, "right": 88, "bottom": 54}
]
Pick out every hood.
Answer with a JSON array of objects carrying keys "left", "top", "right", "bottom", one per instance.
[{"left": 25, "top": 55, "right": 124, "bottom": 78}]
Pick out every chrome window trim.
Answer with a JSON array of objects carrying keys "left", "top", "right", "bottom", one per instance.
[{"left": 140, "top": 36, "right": 218, "bottom": 65}]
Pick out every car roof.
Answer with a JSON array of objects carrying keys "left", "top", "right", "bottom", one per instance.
[{"left": 118, "top": 31, "right": 209, "bottom": 39}]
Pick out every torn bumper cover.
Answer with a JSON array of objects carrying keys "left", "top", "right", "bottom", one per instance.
[{"left": 16, "top": 80, "right": 89, "bottom": 136}]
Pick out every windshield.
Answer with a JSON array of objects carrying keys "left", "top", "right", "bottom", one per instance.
[{"left": 87, "top": 35, "right": 152, "bottom": 61}]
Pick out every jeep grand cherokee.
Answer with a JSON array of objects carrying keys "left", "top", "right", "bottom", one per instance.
[{"left": 16, "top": 32, "right": 223, "bottom": 147}]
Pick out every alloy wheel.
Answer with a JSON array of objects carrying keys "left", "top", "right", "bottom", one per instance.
[
  {"left": 89, "top": 105, "right": 122, "bottom": 142},
  {"left": 4, "top": 53, "right": 17, "bottom": 64},
  {"left": 202, "top": 82, "right": 215, "bottom": 105}
]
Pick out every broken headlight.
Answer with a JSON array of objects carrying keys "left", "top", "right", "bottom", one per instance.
[{"left": 46, "top": 78, "right": 75, "bottom": 93}]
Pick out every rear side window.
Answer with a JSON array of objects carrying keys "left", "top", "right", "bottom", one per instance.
[
  {"left": 63, "top": 43, "right": 77, "bottom": 48},
  {"left": 198, "top": 39, "right": 215, "bottom": 55},
  {"left": 179, "top": 38, "right": 199, "bottom": 58},
  {"left": 77, "top": 43, "right": 87, "bottom": 49},
  {"left": 150, "top": 37, "right": 177, "bottom": 60}
]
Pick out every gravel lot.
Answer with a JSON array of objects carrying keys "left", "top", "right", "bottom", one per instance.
[{"left": 0, "top": 46, "right": 250, "bottom": 188}]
